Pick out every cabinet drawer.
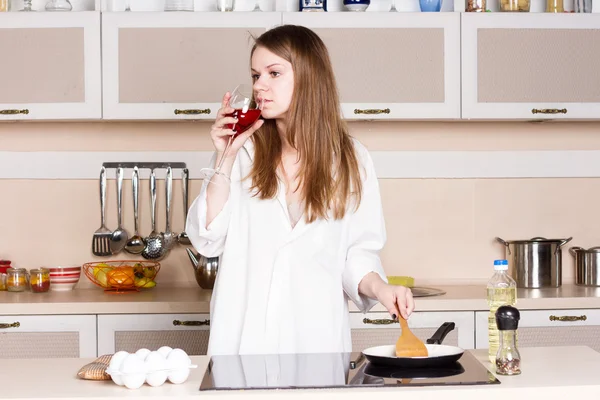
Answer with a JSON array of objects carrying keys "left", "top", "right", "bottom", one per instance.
[
  {"left": 350, "top": 311, "right": 474, "bottom": 351},
  {"left": 476, "top": 309, "right": 600, "bottom": 351},
  {"left": 0, "top": 315, "right": 97, "bottom": 359},
  {"left": 98, "top": 314, "right": 210, "bottom": 355}
]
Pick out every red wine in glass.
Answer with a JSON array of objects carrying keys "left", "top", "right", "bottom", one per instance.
[{"left": 225, "top": 108, "right": 262, "bottom": 137}]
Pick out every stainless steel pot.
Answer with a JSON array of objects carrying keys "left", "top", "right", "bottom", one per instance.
[
  {"left": 496, "top": 236, "right": 572, "bottom": 288},
  {"left": 570, "top": 246, "right": 600, "bottom": 287}
]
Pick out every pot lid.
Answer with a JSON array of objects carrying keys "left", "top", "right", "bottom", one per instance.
[{"left": 496, "top": 236, "right": 573, "bottom": 245}]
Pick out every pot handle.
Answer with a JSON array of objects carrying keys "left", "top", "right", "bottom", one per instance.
[
  {"left": 559, "top": 237, "right": 573, "bottom": 247},
  {"left": 554, "top": 237, "right": 573, "bottom": 255},
  {"left": 570, "top": 246, "right": 583, "bottom": 256},
  {"left": 426, "top": 322, "right": 455, "bottom": 345},
  {"left": 495, "top": 237, "right": 511, "bottom": 255}
]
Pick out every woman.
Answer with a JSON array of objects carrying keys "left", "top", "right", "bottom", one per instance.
[{"left": 186, "top": 25, "right": 414, "bottom": 356}]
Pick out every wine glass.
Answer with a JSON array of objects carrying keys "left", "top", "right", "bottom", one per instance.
[{"left": 199, "top": 84, "right": 263, "bottom": 184}]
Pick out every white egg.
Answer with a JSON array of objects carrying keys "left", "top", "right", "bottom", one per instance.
[
  {"left": 166, "top": 348, "right": 192, "bottom": 369},
  {"left": 144, "top": 351, "right": 168, "bottom": 387},
  {"left": 107, "top": 351, "right": 130, "bottom": 386},
  {"left": 135, "top": 348, "right": 151, "bottom": 361},
  {"left": 156, "top": 346, "right": 173, "bottom": 359},
  {"left": 122, "top": 373, "right": 146, "bottom": 390},
  {"left": 166, "top": 349, "right": 192, "bottom": 384},
  {"left": 119, "top": 354, "right": 146, "bottom": 389},
  {"left": 167, "top": 368, "right": 190, "bottom": 385}
]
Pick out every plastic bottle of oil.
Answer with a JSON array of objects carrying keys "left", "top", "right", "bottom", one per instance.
[{"left": 487, "top": 259, "right": 517, "bottom": 363}]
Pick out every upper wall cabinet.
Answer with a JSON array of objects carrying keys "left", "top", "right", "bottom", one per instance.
[
  {"left": 462, "top": 14, "right": 600, "bottom": 120},
  {"left": 0, "top": 12, "right": 101, "bottom": 121},
  {"left": 101, "top": 12, "right": 281, "bottom": 120},
  {"left": 282, "top": 13, "right": 461, "bottom": 120}
]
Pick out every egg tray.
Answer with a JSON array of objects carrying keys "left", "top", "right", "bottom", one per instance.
[{"left": 106, "top": 348, "right": 196, "bottom": 389}]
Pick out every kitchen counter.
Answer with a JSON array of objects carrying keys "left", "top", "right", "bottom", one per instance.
[
  {"left": 2, "top": 284, "right": 600, "bottom": 315},
  {"left": 2, "top": 346, "right": 600, "bottom": 399}
]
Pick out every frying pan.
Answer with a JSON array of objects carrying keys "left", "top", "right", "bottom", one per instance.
[{"left": 362, "top": 322, "right": 465, "bottom": 368}]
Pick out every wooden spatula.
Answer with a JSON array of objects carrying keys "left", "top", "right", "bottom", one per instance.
[{"left": 395, "top": 317, "right": 428, "bottom": 358}]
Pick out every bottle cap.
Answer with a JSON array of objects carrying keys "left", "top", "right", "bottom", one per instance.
[
  {"left": 494, "top": 259, "right": 508, "bottom": 271},
  {"left": 496, "top": 305, "right": 520, "bottom": 331}
]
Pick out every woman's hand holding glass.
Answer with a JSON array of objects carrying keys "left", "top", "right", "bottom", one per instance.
[{"left": 201, "top": 85, "right": 264, "bottom": 184}]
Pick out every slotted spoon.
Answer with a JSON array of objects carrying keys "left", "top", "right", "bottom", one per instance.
[{"left": 396, "top": 317, "right": 428, "bottom": 358}]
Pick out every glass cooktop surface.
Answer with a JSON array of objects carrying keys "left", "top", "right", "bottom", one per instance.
[{"left": 199, "top": 350, "right": 500, "bottom": 390}]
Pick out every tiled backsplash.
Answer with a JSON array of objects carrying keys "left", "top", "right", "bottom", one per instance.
[{"left": 1, "top": 121, "right": 600, "bottom": 288}]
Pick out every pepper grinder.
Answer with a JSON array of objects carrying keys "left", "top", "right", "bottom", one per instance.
[{"left": 495, "top": 305, "right": 521, "bottom": 375}]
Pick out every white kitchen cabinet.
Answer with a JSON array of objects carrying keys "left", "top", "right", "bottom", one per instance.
[
  {"left": 350, "top": 311, "right": 474, "bottom": 352},
  {"left": 282, "top": 12, "right": 461, "bottom": 121},
  {"left": 462, "top": 13, "right": 600, "bottom": 120},
  {"left": 476, "top": 309, "right": 600, "bottom": 352},
  {"left": 97, "top": 314, "right": 210, "bottom": 355},
  {"left": 0, "top": 315, "right": 97, "bottom": 359},
  {"left": 101, "top": 12, "right": 281, "bottom": 120},
  {"left": 0, "top": 12, "right": 101, "bottom": 121}
]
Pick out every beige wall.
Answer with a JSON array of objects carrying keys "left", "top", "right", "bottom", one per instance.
[{"left": 1, "top": 121, "right": 600, "bottom": 289}]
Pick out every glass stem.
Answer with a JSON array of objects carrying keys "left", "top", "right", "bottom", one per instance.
[{"left": 215, "top": 135, "right": 235, "bottom": 175}]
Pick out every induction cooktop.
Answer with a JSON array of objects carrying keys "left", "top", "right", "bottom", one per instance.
[{"left": 199, "top": 350, "right": 500, "bottom": 390}]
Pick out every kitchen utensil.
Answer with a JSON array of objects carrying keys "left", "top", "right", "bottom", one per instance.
[
  {"left": 395, "top": 317, "right": 428, "bottom": 357},
  {"left": 162, "top": 167, "right": 176, "bottom": 250},
  {"left": 83, "top": 260, "right": 160, "bottom": 293},
  {"left": 570, "top": 246, "right": 600, "bottom": 287},
  {"left": 125, "top": 167, "right": 145, "bottom": 254},
  {"left": 177, "top": 168, "right": 191, "bottom": 246},
  {"left": 186, "top": 248, "right": 219, "bottom": 289},
  {"left": 92, "top": 167, "right": 112, "bottom": 257},
  {"left": 363, "top": 322, "right": 464, "bottom": 368},
  {"left": 142, "top": 170, "right": 167, "bottom": 260},
  {"left": 110, "top": 167, "right": 129, "bottom": 255},
  {"left": 496, "top": 236, "right": 572, "bottom": 288}
]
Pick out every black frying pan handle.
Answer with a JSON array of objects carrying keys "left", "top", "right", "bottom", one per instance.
[{"left": 426, "top": 322, "right": 456, "bottom": 344}]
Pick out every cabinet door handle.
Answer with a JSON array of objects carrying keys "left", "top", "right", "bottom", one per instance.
[
  {"left": 174, "top": 109, "right": 211, "bottom": 115},
  {"left": 0, "top": 109, "right": 29, "bottom": 115},
  {"left": 353, "top": 108, "right": 390, "bottom": 115},
  {"left": 362, "top": 318, "right": 397, "bottom": 325},
  {"left": 173, "top": 319, "right": 210, "bottom": 326},
  {"left": 0, "top": 322, "right": 20, "bottom": 329},
  {"left": 549, "top": 315, "right": 587, "bottom": 322},
  {"left": 531, "top": 108, "right": 567, "bottom": 115}
]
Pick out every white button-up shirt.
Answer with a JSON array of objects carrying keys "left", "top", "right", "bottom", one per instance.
[{"left": 186, "top": 138, "right": 387, "bottom": 356}]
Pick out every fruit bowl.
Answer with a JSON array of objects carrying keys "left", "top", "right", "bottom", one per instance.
[{"left": 82, "top": 261, "right": 160, "bottom": 293}]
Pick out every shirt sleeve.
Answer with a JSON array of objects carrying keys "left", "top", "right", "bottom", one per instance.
[
  {"left": 185, "top": 153, "right": 233, "bottom": 258},
  {"left": 342, "top": 142, "right": 388, "bottom": 313}
]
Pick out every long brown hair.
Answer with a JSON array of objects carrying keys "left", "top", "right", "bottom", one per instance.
[{"left": 249, "top": 25, "right": 362, "bottom": 223}]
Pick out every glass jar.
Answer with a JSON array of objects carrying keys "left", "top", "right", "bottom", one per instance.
[
  {"left": 165, "top": 0, "right": 194, "bottom": 11},
  {"left": 45, "top": 0, "right": 72, "bottom": 11},
  {"left": 499, "top": 0, "right": 530, "bottom": 11},
  {"left": 467, "top": 0, "right": 486, "bottom": 11},
  {"left": 546, "top": 0, "right": 563, "bottom": 12},
  {"left": 0, "top": 261, "right": 11, "bottom": 291},
  {"left": 6, "top": 268, "right": 29, "bottom": 292},
  {"left": 30, "top": 268, "right": 51, "bottom": 293},
  {"left": 0, "top": 0, "right": 10, "bottom": 12}
]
